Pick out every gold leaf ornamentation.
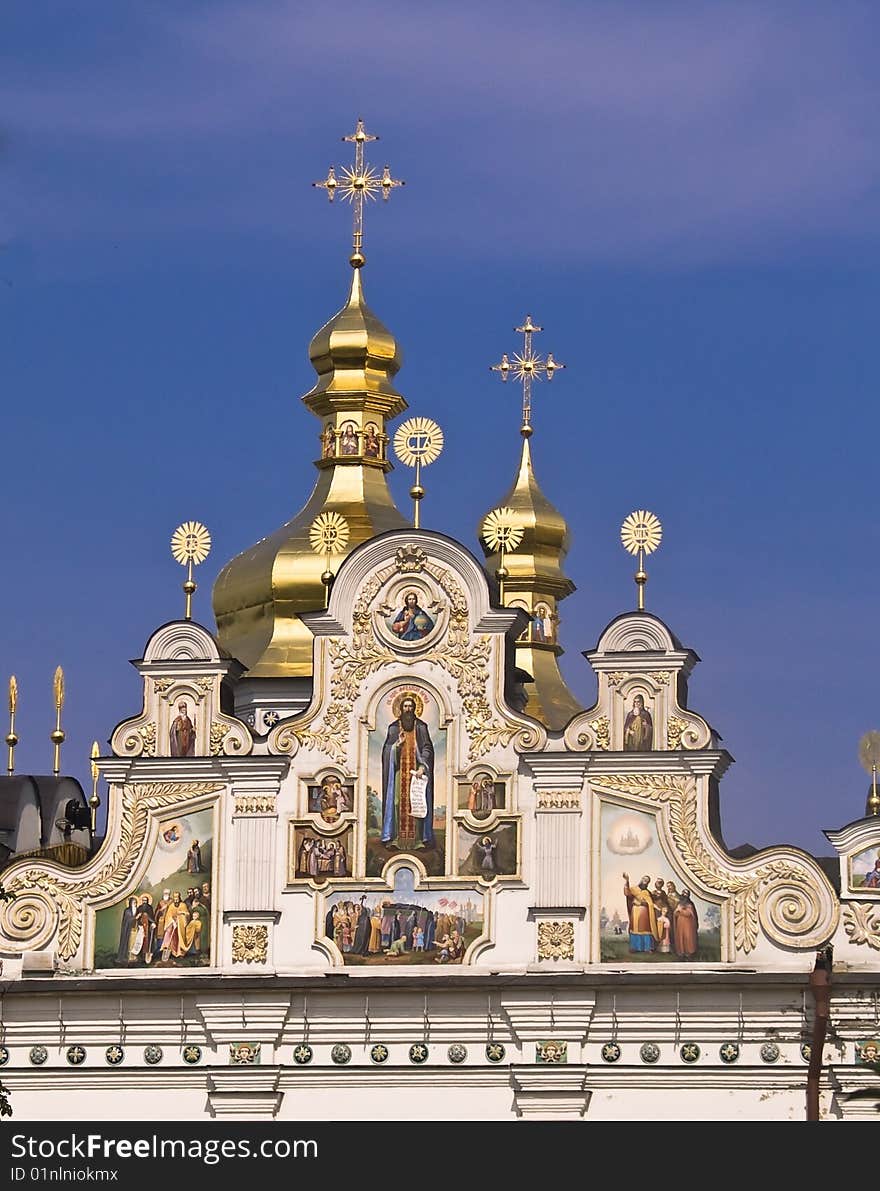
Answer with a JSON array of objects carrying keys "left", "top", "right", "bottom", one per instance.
[
  {"left": 843, "top": 903, "right": 880, "bottom": 951},
  {"left": 121, "top": 722, "right": 157, "bottom": 758},
  {"left": 152, "top": 679, "right": 173, "bottom": 694},
  {"left": 209, "top": 722, "right": 230, "bottom": 756},
  {"left": 282, "top": 561, "right": 539, "bottom": 763},
  {"left": 606, "top": 672, "right": 627, "bottom": 687},
  {"left": 196, "top": 677, "right": 215, "bottom": 694},
  {"left": 537, "top": 920, "right": 575, "bottom": 960},
  {"left": 667, "top": 717, "right": 687, "bottom": 750},
  {"left": 537, "top": 792, "right": 581, "bottom": 810},
  {"left": 234, "top": 795, "right": 277, "bottom": 815},
  {"left": 536, "top": 1040, "right": 568, "bottom": 1064},
  {"left": 0, "top": 782, "right": 223, "bottom": 960},
  {"left": 232, "top": 924, "right": 269, "bottom": 964},
  {"left": 590, "top": 774, "right": 838, "bottom": 953},
  {"left": 394, "top": 544, "right": 427, "bottom": 573},
  {"left": 651, "top": 672, "right": 671, "bottom": 686}
]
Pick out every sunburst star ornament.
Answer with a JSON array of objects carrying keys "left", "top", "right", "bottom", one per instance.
[
  {"left": 170, "top": 521, "right": 212, "bottom": 621},
  {"left": 393, "top": 418, "right": 444, "bottom": 528},
  {"left": 620, "top": 510, "right": 662, "bottom": 611},
  {"left": 481, "top": 508, "right": 524, "bottom": 604},
  {"left": 309, "top": 512, "right": 351, "bottom": 606}
]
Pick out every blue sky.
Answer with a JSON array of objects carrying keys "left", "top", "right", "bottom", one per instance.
[{"left": 3, "top": 1, "right": 879, "bottom": 854}]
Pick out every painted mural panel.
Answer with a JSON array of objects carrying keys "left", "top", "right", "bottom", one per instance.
[
  {"left": 307, "top": 776, "right": 355, "bottom": 824},
  {"left": 457, "top": 822, "right": 518, "bottom": 881},
  {"left": 94, "top": 807, "right": 214, "bottom": 969},
  {"left": 599, "top": 803, "right": 720, "bottom": 962},
  {"left": 291, "top": 824, "right": 353, "bottom": 882},
  {"left": 366, "top": 686, "right": 446, "bottom": 877},
  {"left": 457, "top": 773, "right": 506, "bottom": 820},
  {"left": 323, "top": 867, "right": 483, "bottom": 966},
  {"left": 851, "top": 846, "right": 880, "bottom": 890}
]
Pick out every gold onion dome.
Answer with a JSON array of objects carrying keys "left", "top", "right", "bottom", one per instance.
[
  {"left": 212, "top": 266, "right": 409, "bottom": 677},
  {"left": 479, "top": 428, "right": 582, "bottom": 730}
]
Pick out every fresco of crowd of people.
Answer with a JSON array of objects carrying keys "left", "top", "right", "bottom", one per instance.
[
  {"left": 620, "top": 873, "right": 699, "bottom": 958},
  {"left": 114, "top": 881, "right": 211, "bottom": 966},
  {"left": 325, "top": 896, "right": 472, "bottom": 963}
]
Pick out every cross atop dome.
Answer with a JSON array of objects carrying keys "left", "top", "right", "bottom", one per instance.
[
  {"left": 490, "top": 314, "right": 565, "bottom": 435},
  {"left": 313, "top": 118, "right": 405, "bottom": 268}
]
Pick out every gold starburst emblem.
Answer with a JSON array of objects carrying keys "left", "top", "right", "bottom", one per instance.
[
  {"left": 393, "top": 418, "right": 444, "bottom": 468},
  {"left": 620, "top": 510, "right": 662, "bottom": 556},
  {"left": 481, "top": 508, "right": 524, "bottom": 554},
  {"left": 171, "top": 521, "right": 212, "bottom": 566},
  {"left": 309, "top": 511, "right": 350, "bottom": 555}
]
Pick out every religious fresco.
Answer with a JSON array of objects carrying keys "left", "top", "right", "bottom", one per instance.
[
  {"left": 851, "top": 846, "right": 880, "bottom": 889},
  {"left": 363, "top": 422, "right": 381, "bottom": 459},
  {"left": 623, "top": 694, "right": 654, "bottom": 751},
  {"left": 385, "top": 589, "right": 436, "bottom": 642},
  {"left": 291, "top": 825, "right": 353, "bottom": 882},
  {"left": 599, "top": 803, "right": 720, "bottom": 962},
  {"left": 532, "top": 602, "right": 555, "bottom": 644},
  {"left": 338, "top": 420, "right": 360, "bottom": 456},
  {"left": 169, "top": 698, "right": 196, "bottom": 757},
  {"left": 457, "top": 822, "right": 518, "bottom": 881},
  {"left": 307, "top": 775, "right": 355, "bottom": 824},
  {"left": 458, "top": 773, "right": 506, "bottom": 820},
  {"left": 322, "top": 866, "right": 483, "bottom": 966},
  {"left": 366, "top": 686, "right": 447, "bottom": 877},
  {"left": 94, "top": 807, "right": 214, "bottom": 969}
]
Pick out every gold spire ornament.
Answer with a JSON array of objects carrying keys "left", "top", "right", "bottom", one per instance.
[
  {"left": 89, "top": 740, "right": 101, "bottom": 833},
  {"left": 859, "top": 731, "right": 880, "bottom": 816},
  {"left": 313, "top": 118, "right": 405, "bottom": 268},
  {"left": 621, "top": 510, "right": 663, "bottom": 611},
  {"left": 171, "top": 521, "right": 212, "bottom": 621},
  {"left": 491, "top": 314, "right": 565, "bottom": 434},
  {"left": 309, "top": 511, "right": 351, "bottom": 605},
  {"left": 393, "top": 417, "right": 444, "bottom": 529},
  {"left": 6, "top": 676, "right": 18, "bottom": 776},
  {"left": 51, "top": 665, "right": 65, "bottom": 777},
  {"left": 481, "top": 508, "right": 524, "bottom": 603}
]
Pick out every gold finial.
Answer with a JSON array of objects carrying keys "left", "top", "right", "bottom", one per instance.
[
  {"left": 89, "top": 740, "right": 101, "bottom": 833},
  {"left": 621, "top": 510, "right": 662, "bottom": 611},
  {"left": 481, "top": 508, "right": 524, "bottom": 604},
  {"left": 171, "top": 521, "right": 212, "bottom": 620},
  {"left": 6, "top": 676, "right": 18, "bottom": 776},
  {"left": 393, "top": 418, "right": 444, "bottom": 529},
  {"left": 859, "top": 732, "right": 880, "bottom": 816},
  {"left": 313, "top": 118, "right": 405, "bottom": 268},
  {"left": 309, "top": 512, "right": 350, "bottom": 606},
  {"left": 51, "top": 665, "right": 65, "bottom": 776},
  {"left": 491, "top": 314, "right": 565, "bottom": 434}
]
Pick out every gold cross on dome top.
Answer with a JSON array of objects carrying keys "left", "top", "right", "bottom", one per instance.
[
  {"left": 313, "top": 118, "right": 405, "bottom": 267},
  {"left": 490, "top": 315, "right": 565, "bottom": 431}
]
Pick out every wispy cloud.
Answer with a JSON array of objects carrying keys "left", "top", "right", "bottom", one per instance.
[{"left": 3, "top": 1, "right": 878, "bottom": 263}]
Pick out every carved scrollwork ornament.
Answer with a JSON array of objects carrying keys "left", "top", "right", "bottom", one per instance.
[
  {"left": 843, "top": 902, "right": 880, "bottom": 949},
  {"left": 590, "top": 774, "right": 838, "bottom": 953}
]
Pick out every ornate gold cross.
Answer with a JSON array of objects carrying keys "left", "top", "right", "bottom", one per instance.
[
  {"left": 490, "top": 315, "right": 565, "bottom": 431},
  {"left": 313, "top": 118, "right": 405, "bottom": 267}
]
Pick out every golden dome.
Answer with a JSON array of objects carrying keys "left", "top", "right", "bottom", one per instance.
[
  {"left": 480, "top": 428, "right": 582, "bottom": 730},
  {"left": 213, "top": 266, "right": 409, "bottom": 677}
]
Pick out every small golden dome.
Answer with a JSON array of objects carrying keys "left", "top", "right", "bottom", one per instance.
[
  {"left": 480, "top": 431, "right": 582, "bottom": 730},
  {"left": 213, "top": 266, "right": 409, "bottom": 677},
  {"left": 304, "top": 266, "right": 404, "bottom": 417}
]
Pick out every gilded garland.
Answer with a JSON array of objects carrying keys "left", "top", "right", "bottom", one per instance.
[
  {"left": 590, "top": 774, "right": 838, "bottom": 952},
  {"left": 276, "top": 559, "right": 539, "bottom": 763},
  {"left": 0, "top": 782, "right": 223, "bottom": 960}
]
